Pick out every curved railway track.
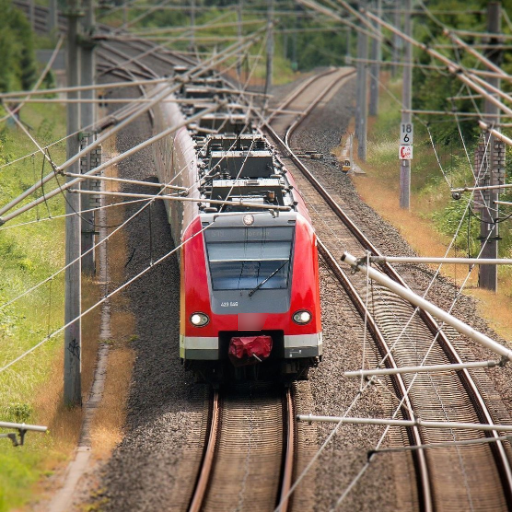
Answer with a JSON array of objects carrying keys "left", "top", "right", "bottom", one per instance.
[
  {"left": 11, "top": 3, "right": 512, "bottom": 505},
  {"left": 189, "top": 387, "right": 296, "bottom": 512},
  {"left": 265, "top": 69, "right": 512, "bottom": 510}
]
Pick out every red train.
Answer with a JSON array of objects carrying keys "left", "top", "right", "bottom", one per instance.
[{"left": 153, "top": 74, "right": 322, "bottom": 382}]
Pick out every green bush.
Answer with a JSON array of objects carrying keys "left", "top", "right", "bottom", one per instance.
[{"left": 0, "top": 0, "right": 37, "bottom": 92}]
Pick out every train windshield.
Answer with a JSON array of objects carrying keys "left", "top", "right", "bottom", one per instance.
[{"left": 204, "top": 227, "right": 294, "bottom": 291}]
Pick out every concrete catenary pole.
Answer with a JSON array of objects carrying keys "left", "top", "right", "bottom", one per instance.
[
  {"left": 399, "top": 0, "right": 412, "bottom": 209},
  {"left": 49, "top": 0, "right": 58, "bottom": 33},
  {"left": 237, "top": 0, "right": 243, "bottom": 80},
  {"left": 81, "top": 0, "right": 96, "bottom": 274},
  {"left": 369, "top": 0, "right": 381, "bottom": 116},
  {"left": 292, "top": 6, "right": 299, "bottom": 70},
  {"left": 264, "top": 0, "right": 274, "bottom": 99},
  {"left": 479, "top": 2, "right": 502, "bottom": 291},
  {"left": 64, "top": 0, "right": 82, "bottom": 407},
  {"left": 392, "top": 4, "right": 400, "bottom": 77},
  {"left": 356, "top": 0, "right": 368, "bottom": 161}
]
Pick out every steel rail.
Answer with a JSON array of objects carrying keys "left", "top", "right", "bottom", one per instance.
[
  {"left": 265, "top": 70, "right": 433, "bottom": 512},
  {"left": 278, "top": 388, "right": 295, "bottom": 512},
  {"left": 277, "top": 78, "right": 512, "bottom": 509},
  {"left": 266, "top": 68, "right": 512, "bottom": 508},
  {"left": 189, "top": 390, "right": 220, "bottom": 512},
  {"left": 317, "top": 240, "right": 432, "bottom": 510},
  {"left": 266, "top": 68, "right": 340, "bottom": 124}
]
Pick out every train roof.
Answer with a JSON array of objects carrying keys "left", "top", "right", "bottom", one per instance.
[
  {"left": 195, "top": 133, "right": 298, "bottom": 215},
  {"left": 173, "top": 71, "right": 307, "bottom": 219}
]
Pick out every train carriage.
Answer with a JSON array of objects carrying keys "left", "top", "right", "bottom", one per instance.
[{"left": 153, "top": 73, "right": 322, "bottom": 382}]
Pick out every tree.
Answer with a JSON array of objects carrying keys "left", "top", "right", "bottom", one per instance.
[{"left": 0, "top": 0, "right": 37, "bottom": 92}]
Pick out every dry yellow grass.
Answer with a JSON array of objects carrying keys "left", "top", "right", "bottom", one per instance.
[
  {"left": 91, "top": 345, "right": 135, "bottom": 459},
  {"left": 28, "top": 133, "right": 137, "bottom": 503},
  {"left": 348, "top": 139, "right": 512, "bottom": 345},
  {"left": 34, "top": 277, "right": 101, "bottom": 444},
  {"left": 89, "top": 134, "right": 136, "bottom": 460},
  {"left": 29, "top": 277, "right": 102, "bottom": 505}
]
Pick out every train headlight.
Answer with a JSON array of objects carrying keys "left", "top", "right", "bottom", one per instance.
[
  {"left": 243, "top": 214, "right": 254, "bottom": 226},
  {"left": 293, "top": 310, "right": 312, "bottom": 325},
  {"left": 190, "top": 312, "right": 209, "bottom": 327}
]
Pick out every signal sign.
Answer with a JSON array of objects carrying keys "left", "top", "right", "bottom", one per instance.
[
  {"left": 400, "top": 123, "right": 414, "bottom": 145},
  {"left": 399, "top": 145, "right": 413, "bottom": 160}
]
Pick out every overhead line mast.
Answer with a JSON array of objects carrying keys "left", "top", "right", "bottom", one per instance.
[
  {"left": 400, "top": 0, "right": 412, "bottom": 210},
  {"left": 479, "top": 2, "right": 504, "bottom": 292},
  {"left": 64, "top": 0, "right": 82, "bottom": 407}
]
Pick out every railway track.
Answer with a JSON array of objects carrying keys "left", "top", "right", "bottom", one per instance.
[
  {"left": 189, "top": 386, "right": 296, "bottom": 512},
  {"left": 12, "top": 3, "right": 512, "bottom": 504},
  {"left": 94, "top": 45, "right": 309, "bottom": 512},
  {"left": 265, "top": 69, "right": 512, "bottom": 510}
]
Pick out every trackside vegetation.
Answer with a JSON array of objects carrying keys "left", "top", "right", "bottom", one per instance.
[
  {"left": 1, "top": 0, "right": 512, "bottom": 510},
  {"left": 354, "top": 73, "right": 512, "bottom": 297},
  {"left": 0, "top": 102, "right": 68, "bottom": 511},
  {"left": 0, "top": 0, "right": 37, "bottom": 93}
]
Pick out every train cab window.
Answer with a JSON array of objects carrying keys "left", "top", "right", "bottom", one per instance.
[{"left": 204, "top": 227, "right": 294, "bottom": 291}]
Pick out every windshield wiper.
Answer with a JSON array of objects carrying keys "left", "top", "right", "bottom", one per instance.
[{"left": 248, "top": 261, "right": 288, "bottom": 297}]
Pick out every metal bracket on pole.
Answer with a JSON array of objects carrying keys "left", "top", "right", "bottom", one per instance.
[
  {"left": 296, "top": 414, "right": 512, "bottom": 432},
  {"left": 0, "top": 421, "right": 48, "bottom": 447},
  {"left": 341, "top": 250, "right": 512, "bottom": 361}
]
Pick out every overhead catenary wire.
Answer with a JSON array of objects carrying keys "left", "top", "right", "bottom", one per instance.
[
  {"left": 0, "top": 101, "right": 224, "bottom": 225},
  {"left": 0, "top": 31, "right": 275, "bottom": 373},
  {"left": 8, "top": 7, "right": 512, "bottom": 504},
  {"left": 74, "top": 188, "right": 291, "bottom": 211},
  {"left": 328, "top": 224, "right": 501, "bottom": 508},
  {"left": 0, "top": 222, "right": 215, "bottom": 376},
  {"left": 0, "top": 28, "right": 265, "bottom": 220},
  {"left": 276, "top": 51, "right": 508, "bottom": 510},
  {"left": 0, "top": 199, "right": 150, "bottom": 232},
  {"left": 0, "top": 33, "right": 266, "bottom": 335}
]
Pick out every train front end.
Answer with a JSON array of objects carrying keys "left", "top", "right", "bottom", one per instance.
[{"left": 180, "top": 210, "right": 321, "bottom": 382}]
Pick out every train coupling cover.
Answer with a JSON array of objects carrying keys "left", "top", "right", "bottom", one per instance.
[{"left": 228, "top": 336, "right": 273, "bottom": 367}]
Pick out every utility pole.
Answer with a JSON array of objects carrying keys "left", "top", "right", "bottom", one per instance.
[
  {"left": 479, "top": 2, "right": 503, "bottom": 291},
  {"left": 399, "top": 0, "right": 412, "bottom": 209},
  {"left": 64, "top": 0, "right": 82, "bottom": 407},
  {"left": 80, "top": 0, "right": 96, "bottom": 274},
  {"left": 392, "top": 5, "right": 400, "bottom": 77},
  {"left": 264, "top": 0, "right": 274, "bottom": 100},
  {"left": 356, "top": 0, "right": 367, "bottom": 161},
  {"left": 237, "top": 0, "right": 243, "bottom": 80},
  {"left": 345, "top": 27, "right": 350, "bottom": 62},
  {"left": 49, "top": 0, "right": 58, "bottom": 33},
  {"left": 369, "top": 0, "right": 381, "bottom": 116}
]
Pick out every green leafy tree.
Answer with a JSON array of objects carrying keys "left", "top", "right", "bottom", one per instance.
[{"left": 0, "top": 0, "right": 36, "bottom": 92}]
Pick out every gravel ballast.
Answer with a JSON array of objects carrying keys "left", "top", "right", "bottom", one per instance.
[{"left": 88, "top": 67, "right": 512, "bottom": 512}]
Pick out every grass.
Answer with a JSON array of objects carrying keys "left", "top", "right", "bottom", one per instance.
[
  {"left": 89, "top": 140, "right": 136, "bottom": 462},
  {"left": 0, "top": 102, "right": 101, "bottom": 511},
  {"left": 347, "top": 72, "right": 512, "bottom": 343}
]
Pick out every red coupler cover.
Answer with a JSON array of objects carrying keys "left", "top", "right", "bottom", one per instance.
[{"left": 228, "top": 336, "right": 273, "bottom": 366}]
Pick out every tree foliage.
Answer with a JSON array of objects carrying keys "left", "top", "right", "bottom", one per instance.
[
  {"left": 411, "top": 0, "right": 512, "bottom": 146},
  {"left": 0, "top": 0, "right": 37, "bottom": 92}
]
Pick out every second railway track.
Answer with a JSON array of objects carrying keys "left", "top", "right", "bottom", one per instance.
[{"left": 266, "top": 69, "right": 512, "bottom": 510}]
